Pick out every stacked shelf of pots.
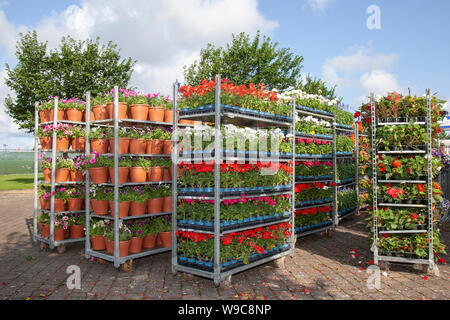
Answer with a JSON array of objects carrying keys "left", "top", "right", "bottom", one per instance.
[
  {"left": 362, "top": 90, "right": 446, "bottom": 274},
  {"left": 83, "top": 87, "right": 190, "bottom": 271},
  {"left": 34, "top": 98, "right": 88, "bottom": 253},
  {"left": 171, "top": 76, "right": 295, "bottom": 286},
  {"left": 355, "top": 111, "right": 371, "bottom": 212}
]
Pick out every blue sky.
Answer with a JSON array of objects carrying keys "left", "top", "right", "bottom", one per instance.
[{"left": 0, "top": 0, "right": 449, "bottom": 149}]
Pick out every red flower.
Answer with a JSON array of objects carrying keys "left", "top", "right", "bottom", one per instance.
[
  {"left": 365, "top": 118, "right": 371, "bottom": 124},
  {"left": 417, "top": 184, "right": 425, "bottom": 193},
  {"left": 354, "top": 112, "right": 361, "bottom": 119},
  {"left": 438, "top": 258, "right": 446, "bottom": 264},
  {"left": 411, "top": 214, "right": 418, "bottom": 220},
  {"left": 393, "top": 160, "right": 401, "bottom": 168}
]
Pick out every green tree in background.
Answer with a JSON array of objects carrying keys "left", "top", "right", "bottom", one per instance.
[
  {"left": 5, "top": 31, "right": 136, "bottom": 132},
  {"left": 183, "top": 31, "right": 304, "bottom": 91},
  {"left": 298, "top": 74, "right": 339, "bottom": 101}
]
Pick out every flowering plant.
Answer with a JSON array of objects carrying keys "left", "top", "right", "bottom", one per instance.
[
  {"left": 89, "top": 218, "right": 106, "bottom": 236},
  {"left": 338, "top": 188, "right": 357, "bottom": 212},
  {"left": 88, "top": 127, "right": 108, "bottom": 140},
  {"left": 295, "top": 115, "right": 332, "bottom": 135},
  {"left": 69, "top": 213, "right": 85, "bottom": 226},
  {"left": 295, "top": 138, "right": 332, "bottom": 155},
  {"left": 295, "top": 182, "right": 333, "bottom": 202},
  {"left": 54, "top": 215, "right": 70, "bottom": 230},
  {"left": 58, "top": 98, "right": 86, "bottom": 111},
  {"left": 105, "top": 222, "right": 132, "bottom": 241},
  {"left": 128, "top": 220, "right": 146, "bottom": 238},
  {"left": 295, "top": 161, "right": 333, "bottom": 177},
  {"left": 85, "top": 152, "right": 108, "bottom": 168},
  {"left": 295, "top": 205, "right": 332, "bottom": 227}
]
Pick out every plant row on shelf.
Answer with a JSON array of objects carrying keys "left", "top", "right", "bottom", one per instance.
[
  {"left": 378, "top": 182, "right": 443, "bottom": 204},
  {"left": 38, "top": 184, "right": 86, "bottom": 212},
  {"left": 89, "top": 216, "right": 172, "bottom": 257},
  {"left": 294, "top": 182, "right": 334, "bottom": 204},
  {"left": 295, "top": 115, "right": 332, "bottom": 135},
  {"left": 337, "top": 188, "right": 357, "bottom": 214},
  {"left": 294, "top": 205, "right": 333, "bottom": 229},
  {"left": 376, "top": 207, "right": 432, "bottom": 231},
  {"left": 295, "top": 161, "right": 333, "bottom": 180},
  {"left": 37, "top": 211, "right": 85, "bottom": 240},
  {"left": 337, "top": 162, "right": 356, "bottom": 182},
  {"left": 377, "top": 154, "right": 441, "bottom": 180},
  {"left": 37, "top": 89, "right": 184, "bottom": 124},
  {"left": 38, "top": 124, "right": 86, "bottom": 151},
  {"left": 176, "top": 222, "right": 292, "bottom": 269}
]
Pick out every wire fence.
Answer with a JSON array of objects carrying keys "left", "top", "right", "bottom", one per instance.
[{"left": 0, "top": 150, "right": 37, "bottom": 175}]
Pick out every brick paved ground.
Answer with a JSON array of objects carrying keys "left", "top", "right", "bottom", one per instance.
[{"left": 0, "top": 191, "right": 449, "bottom": 300}]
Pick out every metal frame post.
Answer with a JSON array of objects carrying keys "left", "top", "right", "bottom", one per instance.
[
  {"left": 370, "top": 93, "right": 379, "bottom": 263},
  {"left": 49, "top": 97, "right": 58, "bottom": 249},
  {"left": 213, "top": 75, "right": 221, "bottom": 286},
  {"left": 33, "top": 102, "right": 39, "bottom": 242},
  {"left": 426, "top": 89, "right": 435, "bottom": 268},
  {"left": 290, "top": 98, "right": 296, "bottom": 251},
  {"left": 85, "top": 92, "right": 91, "bottom": 258},
  {"left": 355, "top": 119, "right": 360, "bottom": 214},
  {"left": 171, "top": 82, "right": 179, "bottom": 274},
  {"left": 332, "top": 117, "right": 337, "bottom": 228},
  {"left": 113, "top": 86, "right": 120, "bottom": 267}
]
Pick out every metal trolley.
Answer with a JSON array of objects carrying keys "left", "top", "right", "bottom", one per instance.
[
  {"left": 170, "top": 75, "right": 296, "bottom": 286},
  {"left": 370, "top": 90, "right": 439, "bottom": 275}
]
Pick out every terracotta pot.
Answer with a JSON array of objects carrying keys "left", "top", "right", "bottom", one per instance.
[
  {"left": 70, "top": 170, "right": 84, "bottom": 182},
  {"left": 70, "top": 225, "right": 85, "bottom": 239},
  {"left": 148, "top": 106, "right": 165, "bottom": 122},
  {"left": 90, "top": 139, "right": 109, "bottom": 154},
  {"left": 66, "top": 108, "right": 83, "bottom": 122},
  {"left": 106, "top": 102, "right": 128, "bottom": 120},
  {"left": 193, "top": 121, "right": 202, "bottom": 126},
  {"left": 109, "top": 137, "right": 130, "bottom": 155},
  {"left": 83, "top": 110, "right": 95, "bottom": 122},
  {"left": 109, "top": 201, "right": 130, "bottom": 218},
  {"left": 43, "top": 168, "right": 51, "bottom": 182},
  {"left": 89, "top": 167, "right": 109, "bottom": 184},
  {"left": 129, "top": 138, "right": 146, "bottom": 154},
  {"left": 105, "top": 238, "right": 113, "bottom": 254},
  {"left": 64, "top": 228, "right": 70, "bottom": 239},
  {"left": 40, "top": 196, "right": 50, "bottom": 210},
  {"left": 129, "top": 104, "right": 149, "bottom": 121},
  {"left": 40, "top": 136, "right": 52, "bottom": 150},
  {"left": 67, "top": 198, "right": 83, "bottom": 211},
  {"left": 108, "top": 167, "right": 129, "bottom": 185},
  {"left": 147, "top": 198, "right": 164, "bottom": 214},
  {"left": 163, "top": 140, "right": 173, "bottom": 155},
  {"left": 143, "top": 234, "right": 157, "bottom": 249},
  {"left": 162, "top": 168, "right": 170, "bottom": 181},
  {"left": 148, "top": 166, "right": 163, "bottom": 182},
  {"left": 162, "top": 196, "right": 172, "bottom": 212},
  {"left": 147, "top": 139, "right": 164, "bottom": 155},
  {"left": 91, "top": 199, "right": 109, "bottom": 215},
  {"left": 163, "top": 109, "right": 179, "bottom": 123},
  {"left": 56, "top": 137, "right": 70, "bottom": 151},
  {"left": 39, "top": 110, "right": 49, "bottom": 123},
  {"left": 40, "top": 223, "right": 50, "bottom": 238},
  {"left": 71, "top": 137, "right": 86, "bottom": 151},
  {"left": 156, "top": 233, "right": 162, "bottom": 246},
  {"left": 49, "top": 108, "right": 65, "bottom": 121},
  {"left": 130, "top": 201, "right": 147, "bottom": 216},
  {"left": 130, "top": 167, "right": 148, "bottom": 183},
  {"left": 178, "top": 119, "right": 192, "bottom": 125},
  {"left": 158, "top": 231, "right": 172, "bottom": 248},
  {"left": 55, "top": 168, "right": 69, "bottom": 183},
  {"left": 129, "top": 237, "right": 143, "bottom": 254},
  {"left": 54, "top": 228, "right": 65, "bottom": 241},
  {"left": 92, "top": 105, "right": 107, "bottom": 121},
  {"left": 54, "top": 199, "right": 66, "bottom": 212},
  {"left": 91, "top": 235, "right": 106, "bottom": 251},
  {"left": 111, "top": 240, "right": 131, "bottom": 257},
  {"left": 167, "top": 164, "right": 181, "bottom": 180}
]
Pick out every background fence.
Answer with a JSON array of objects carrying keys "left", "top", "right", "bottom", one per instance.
[{"left": 0, "top": 150, "right": 37, "bottom": 175}]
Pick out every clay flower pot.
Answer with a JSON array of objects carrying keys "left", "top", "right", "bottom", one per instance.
[
  {"left": 163, "top": 140, "right": 173, "bottom": 155},
  {"left": 108, "top": 167, "right": 129, "bottom": 185},
  {"left": 40, "top": 137, "right": 52, "bottom": 150},
  {"left": 39, "top": 110, "right": 49, "bottom": 123},
  {"left": 162, "top": 196, "right": 172, "bottom": 212},
  {"left": 109, "top": 137, "right": 130, "bottom": 155},
  {"left": 111, "top": 240, "right": 131, "bottom": 257},
  {"left": 148, "top": 106, "right": 165, "bottom": 122},
  {"left": 83, "top": 110, "right": 95, "bottom": 122},
  {"left": 54, "top": 228, "right": 65, "bottom": 241},
  {"left": 90, "top": 139, "right": 109, "bottom": 154},
  {"left": 56, "top": 137, "right": 70, "bottom": 151},
  {"left": 70, "top": 170, "right": 85, "bottom": 182},
  {"left": 109, "top": 201, "right": 130, "bottom": 218},
  {"left": 106, "top": 102, "right": 128, "bottom": 120},
  {"left": 129, "top": 237, "right": 143, "bottom": 254},
  {"left": 147, "top": 139, "right": 164, "bottom": 155},
  {"left": 43, "top": 168, "right": 51, "bottom": 182},
  {"left": 130, "top": 167, "right": 148, "bottom": 183},
  {"left": 70, "top": 225, "right": 85, "bottom": 239},
  {"left": 91, "top": 235, "right": 106, "bottom": 251},
  {"left": 148, "top": 166, "right": 163, "bottom": 182},
  {"left": 162, "top": 168, "right": 170, "bottom": 182},
  {"left": 40, "top": 197, "right": 50, "bottom": 210},
  {"left": 49, "top": 109, "right": 65, "bottom": 121},
  {"left": 129, "top": 104, "right": 149, "bottom": 121},
  {"left": 147, "top": 198, "right": 163, "bottom": 214},
  {"left": 71, "top": 137, "right": 86, "bottom": 151},
  {"left": 143, "top": 234, "right": 157, "bottom": 249},
  {"left": 130, "top": 201, "right": 147, "bottom": 216},
  {"left": 68, "top": 198, "right": 83, "bottom": 211},
  {"left": 158, "top": 231, "right": 172, "bottom": 248},
  {"left": 91, "top": 199, "right": 109, "bottom": 215},
  {"left": 156, "top": 233, "right": 162, "bottom": 246},
  {"left": 88, "top": 167, "right": 109, "bottom": 184},
  {"left": 54, "top": 199, "right": 66, "bottom": 212},
  {"left": 92, "top": 105, "right": 107, "bottom": 121},
  {"left": 66, "top": 108, "right": 83, "bottom": 122},
  {"left": 163, "top": 109, "right": 179, "bottom": 123},
  {"left": 55, "top": 168, "right": 69, "bottom": 183},
  {"left": 129, "top": 138, "right": 146, "bottom": 154},
  {"left": 40, "top": 224, "right": 50, "bottom": 238},
  {"left": 105, "top": 238, "right": 113, "bottom": 254}
]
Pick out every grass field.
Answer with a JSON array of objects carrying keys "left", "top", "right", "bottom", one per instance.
[{"left": 0, "top": 174, "right": 43, "bottom": 190}]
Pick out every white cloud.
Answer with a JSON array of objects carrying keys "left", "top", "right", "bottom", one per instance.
[
  {"left": 306, "top": 0, "right": 335, "bottom": 14},
  {"left": 0, "top": 0, "right": 279, "bottom": 147}
]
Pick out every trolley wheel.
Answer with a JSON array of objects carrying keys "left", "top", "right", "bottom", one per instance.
[
  {"left": 378, "top": 261, "right": 390, "bottom": 271},
  {"left": 97, "top": 258, "right": 108, "bottom": 265},
  {"left": 39, "top": 242, "right": 48, "bottom": 251},
  {"left": 325, "top": 229, "right": 334, "bottom": 238},
  {"left": 56, "top": 244, "right": 66, "bottom": 254},
  {"left": 171, "top": 266, "right": 178, "bottom": 276},
  {"left": 121, "top": 260, "right": 133, "bottom": 273},
  {"left": 422, "top": 263, "right": 440, "bottom": 277},
  {"left": 273, "top": 256, "right": 286, "bottom": 269}
]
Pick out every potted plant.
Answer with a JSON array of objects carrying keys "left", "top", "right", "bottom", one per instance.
[
  {"left": 129, "top": 185, "right": 148, "bottom": 216},
  {"left": 90, "top": 186, "right": 110, "bottom": 215},
  {"left": 40, "top": 155, "right": 52, "bottom": 182},
  {"left": 86, "top": 153, "right": 109, "bottom": 184},
  {"left": 104, "top": 156, "right": 131, "bottom": 185},
  {"left": 38, "top": 184, "right": 51, "bottom": 210},
  {"left": 37, "top": 211, "right": 50, "bottom": 238},
  {"left": 129, "top": 93, "right": 149, "bottom": 121},
  {"left": 129, "top": 127, "right": 147, "bottom": 154},
  {"left": 37, "top": 125, "right": 53, "bottom": 150},
  {"left": 130, "top": 157, "right": 151, "bottom": 182},
  {"left": 129, "top": 221, "right": 145, "bottom": 253},
  {"left": 146, "top": 185, "right": 163, "bottom": 214},
  {"left": 106, "top": 127, "right": 130, "bottom": 155},
  {"left": 105, "top": 88, "right": 129, "bottom": 120},
  {"left": 69, "top": 213, "right": 85, "bottom": 239},
  {"left": 89, "top": 218, "right": 106, "bottom": 251},
  {"left": 148, "top": 94, "right": 165, "bottom": 122},
  {"left": 54, "top": 123, "right": 73, "bottom": 151},
  {"left": 61, "top": 98, "right": 86, "bottom": 122},
  {"left": 160, "top": 129, "right": 173, "bottom": 155},
  {"left": 70, "top": 126, "right": 86, "bottom": 151},
  {"left": 148, "top": 158, "right": 166, "bottom": 182},
  {"left": 54, "top": 215, "right": 70, "bottom": 241},
  {"left": 67, "top": 187, "right": 85, "bottom": 211},
  {"left": 155, "top": 215, "right": 172, "bottom": 248},
  {"left": 55, "top": 156, "right": 72, "bottom": 183},
  {"left": 38, "top": 100, "right": 53, "bottom": 123},
  {"left": 145, "top": 127, "right": 165, "bottom": 155},
  {"left": 163, "top": 97, "right": 176, "bottom": 123},
  {"left": 46, "top": 98, "right": 65, "bottom": 122},
  {"left": 91, "top": 93, "right": 108, "bottom": 121},
  {"left": 143, "top": 218, "right": 158, "bottom": 249},
  {"left": 89, "top": 127, "right": 109, "bottom": 154},
  {"left": 161, "top": 185, "right": 172, "bottom": 212},
  {"left": 70, "top": 155, "right": 86, "bottom": 182},
  {"left": 107, "top": 222, "right": 132, "bottom": 257},
  {"left": 53, "top": 186, "right": 69, "bottom": 212},
  {"left": 106, "top": 186, "right": 131, "bottom": 218}
]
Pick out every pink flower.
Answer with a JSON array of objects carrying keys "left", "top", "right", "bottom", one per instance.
[{"left": 89, "top": 158, "right": 96, "bottom": 164}]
